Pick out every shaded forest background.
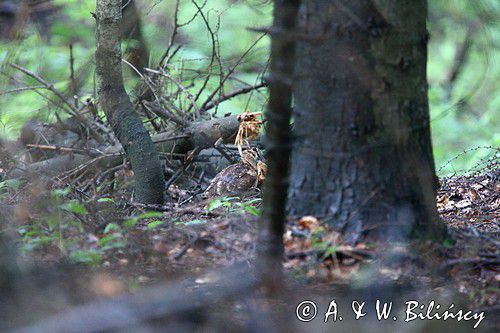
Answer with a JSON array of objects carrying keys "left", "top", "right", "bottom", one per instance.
[{"left": 0, "top": 0, "right": 498, "bottom": 174}]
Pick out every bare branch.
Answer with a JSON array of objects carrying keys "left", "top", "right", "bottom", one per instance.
[{"left": 201, "top": 82, "right": 268, "bottom": 112}]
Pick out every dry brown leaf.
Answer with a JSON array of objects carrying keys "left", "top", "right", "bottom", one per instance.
[
  {"left": 298, "top": 215, "right": 319, "bottom": 231},
  {"left": 235, "top": 112, "right": 262, "bottom": 156}
]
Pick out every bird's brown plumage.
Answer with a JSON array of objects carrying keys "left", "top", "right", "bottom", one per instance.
[{"left": 203, "top": 150, "right": 266, "bottom": 198}]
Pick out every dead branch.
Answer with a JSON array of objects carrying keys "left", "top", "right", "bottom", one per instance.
[
  {"left": 9, "top": 64, "right": 105, "bottom": 144},
  {"left": 145, "top": 68, "right": 200, "bottom": 115},
  {"left": 8, "top": 154, "right": 92, "bottom": 179},
  {"left": 142, "top": 101, "right": 188, "bottom": 127},
  {"left": 9, "top": 64, "right": 79, "bottom": 115},
  {"left": 201, "top": 82, "right": 268, "bottom": 112},
  {"left": 9, "top": 116, "right": 241, "bottom": 179},
  {"left": 189, "top": 0, "right": 218, "bottom": 112},
  {"left": 25, "top": 144, "right": 103, "bottom": 157},
  {"left": 199, "top": 33, "right": 267, "bottom": 112}
]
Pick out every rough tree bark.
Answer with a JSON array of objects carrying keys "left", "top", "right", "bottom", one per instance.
[
  {"left": 288, "top": 0, "right": 446, "bottom": 243},
  {"left": 258, "top": 0, "right": 300, "bottom": 285},
  {"left": 95, "top": 0, "right": 164, "bottom": 204}
]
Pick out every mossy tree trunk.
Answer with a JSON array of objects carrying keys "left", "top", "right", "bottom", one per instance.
[
  {"left": 95, "top": 0, "right": 164, "bottom": 204},
  {"left": 288, "top": 0, "right": 446, "bottom": 243}
]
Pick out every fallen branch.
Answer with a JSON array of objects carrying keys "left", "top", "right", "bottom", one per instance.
[
  {"left": 9, "top": 116, "right": 241, "bottom": 179},
  {"left": 25, "top": 144, "right": 103, "bottom": 157},
  {"left": 9, "top": 154, "right": 92, "bottom": 179}
]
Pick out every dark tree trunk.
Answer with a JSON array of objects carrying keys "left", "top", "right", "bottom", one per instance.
[
  {"left": 96, "top": 0, "right": 164, "bottom": 204},
  {"left": 258, "top": 0, "right": 300, "bottom": 287},
  {"left": 0, "top": 204, "right": 18, "bottom": 299},
  {"left": 288, "top": 0, "right": 446, "bottom": 243}
]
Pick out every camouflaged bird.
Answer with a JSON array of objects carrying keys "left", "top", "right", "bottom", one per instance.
[{"left": 203, "top": 149, "right": 266, "bottom": 198}]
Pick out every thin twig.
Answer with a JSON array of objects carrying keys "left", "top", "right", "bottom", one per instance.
[
  {"left": 188, "top": 0, "right": 218, "bottom": 111},
  {"left": 144, "top": 68, "right": 200, "bottom": 115},
  {"left": 69, "top": 44, "right": 78, "bottom": 108},
  {"left": 201, "top": 82, "right": 267, "bottom": 112},
  {"left": 9, "top": 63, "right": 105, "bottom": 144},
  {"left": 199, "top": 33, "right": 267, "bottom": 112},
  {"left": 25, "top": 144, "right": 103, "bottom": 157},
  {"left": 0, "top": 85, "right": 46, "bottom": 95}
]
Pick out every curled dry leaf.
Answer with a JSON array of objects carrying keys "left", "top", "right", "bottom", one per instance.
[
  {"left": 298, "top": 215, "right": 320, "bottom": 231},
  {"left": 235, "top": 112, "right": 262, "bottom": 156}
]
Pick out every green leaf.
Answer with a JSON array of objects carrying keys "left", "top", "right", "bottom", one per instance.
[
  {"left": 69, "top": 250, "right": 102, "bottom": 265},
  {"left": 147, "top": 220, "right": 165, "bottom": 229},
  {"left": 17, "top": 225, "right": 29, "bottom": 236},
  {"left": 244, "top": 198, "right": 262, "bottom": 205},
  {"left": 123, "top": 218, "right": 139, "bottom": 229},
  {"left": 98, "top": 233, "right": 125, "bottom": 250},
  {"left": 324, "top": 246, "right": 338, "bottom": 257},
  {"left": 0, "top": 179, "right": 20, "bottom": 192},
  {"left": 206, "top": 198, "right": 224, "bottom": 213},
  {"left": 46, "top": 214, "right": 59, "bottom": 231},
  {"left": 25, "top": 227, "right": 42, "bottom": 238},
  {"left": 243, "top": 205, "right": 260, "bottom": 216},
  {"left": 443, "top": 238, "right": 454, "bottom": 249},
  {"left": 97, "top": 197, "right": 114, "bottom": 203},
  {"left": 52, "top": 187, "right": 71, "bottom": 197},
  {"left": 60, "top": 200, "right": 87, "bottom": 214},
  {"left": 138, "top": 211, "right": 164, "bottom": 219},
  {"left": 103, "top": 223, "right": 121, "bottom": 234}
]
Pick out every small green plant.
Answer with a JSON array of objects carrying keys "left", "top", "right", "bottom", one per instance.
[
  {"left": 206, "top": 197, "right": 261, "bottom": 216},
  {"left": 123, "top": 211, "right": 165, "bottom": 229},
  {"left": 146, "top": 220, "right": 165, "bottom": 229},
  {"left": 0, "top": 179, "right": 21, "bottom": 199},
  {"left": 235, "top": 198, "right": 262, "bottom": 216},
  {"left": 69, "top": 249, "right": 102, "bottom": 265},
  {"left": 205, "top": 197, "right": 238, "bottom": 213}
]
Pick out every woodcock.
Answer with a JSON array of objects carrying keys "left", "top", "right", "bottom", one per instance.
[{"left": 203, "top": 149, "right": 266, "bottom": 198}]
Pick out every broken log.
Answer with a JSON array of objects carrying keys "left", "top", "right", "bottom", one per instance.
[
  {"left": 155, "top": 114, "right": 240, "bottom": 153},
  {"left": 8, "top": 116, "right": 241, "bottom": 179}
]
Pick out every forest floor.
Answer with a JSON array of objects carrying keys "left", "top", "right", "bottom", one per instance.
[{"left": 1, "top": 159, "right": 498, "bottom": 330}]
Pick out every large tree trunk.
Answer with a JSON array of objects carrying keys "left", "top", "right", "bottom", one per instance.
[
  {"left": 95, "top": 0, "right": 164, "bottom": 204},
  {"left": 288, "top": 0, "right": 446, "bottom": 243}
]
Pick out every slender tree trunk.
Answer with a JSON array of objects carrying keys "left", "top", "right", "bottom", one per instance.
[
  {"left": 288, "top": 0, "right": 446, "bottom": 243},
  {"left": 258, "top": 0, "right": 300, "bottom": 287},
  {"left": 95, "top": 0, "right": 164, "bottom": 204}
]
